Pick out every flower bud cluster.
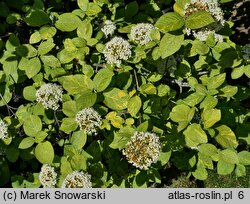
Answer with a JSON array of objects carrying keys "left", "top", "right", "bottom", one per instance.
[
  {"left": 36, "top": 83, "right": 63, "bottom": 110},
  {"left": 39, "top": 164, "right": 57, "bottom": 188},
  {"left": 130, "top": 23, "right": 155, "bottom": 45},
  {"left": 103, "top": 37, "right": 131, "bottom": 66},
  {"left": 75, "top": 107, "right": 102, "bottom": 135},
  {"left": 101, "top": 20, "right": 116, "bottom": 38},
  {"left": 61, "top": 171, "right": 92, "bottom": 188},
  {"left": 0, "top": 119, "right": 8, "bottom": 139},
  {"left": 122, "top": 132, "right": 161, "bottom": 170}
]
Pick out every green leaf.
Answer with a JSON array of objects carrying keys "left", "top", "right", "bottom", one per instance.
[
  {"left": 57, "top": 49, "right": 77, "bottom": 64},
  {"left": 139, "top": 83, "right": 157, "bottom": 95},
  {"left": 103, "top": 88, "right": 130, "bottom": 111},
  {"left": 215, "top": 125, "right": 238, "bottom": 149},
  {"left": 75, "top": 92, "right": 97, "bottom": 110},
  {"left": 39, "top": 25, "right": 57, "bottom": 40},
  {"left": 29, "top": 31, "right": 42, "bottom": 44},
  {"left": 200, "top": 95, "right": 218, "bottom": 110},
  {"left": 86, "top": 3, "right": 102, "bottom": 16},
  {"left": 158, "top": 151, "right": 171, "bottom": 166},
  {"left": 62, "top": 74, "right": 93, "bottom": 95},
  {"left": 125, "top": 1, "right": 138, "bottom": 18},
  {"left": 0, "top": 85, "right": 12, "bottom": 107},
  {"left": 77, "top": 20, "right": 93, "bottom": 40},
  {"left": 170, "top": 104, "right": 195, "bottom": 123},
  {"left": 217, "top": 160, "right": 235, "bottom": 175},
  {"left": 186, "top": 11, "right": 215, "bottom": 29},
  {"left": 157, "top": 84, "right": 170, "bottom": 97},
  {"left": 219, "top": 149, "right": 239, "bottom": 164},
  {"left": 18, "top": 137, "right": 35, "bottom": 149},
  {"left": 219, "top": 85, "right": 238, "bottom": 99},
  {"left": 109, "top": 126, "right": 136, "bottom": 150},
  {"left": 207, "top": 73, "right": 226, "bottom": 90},
  {"left": 24, "top": 57, "right": 41, "bottom": 79},
  {"left": 38, "top": 38, "right": 55, "bottom": 55},
  {"left": 192, "top": 163, "right": 208, "bottom": 180},
  {"left": 191, "top": 40, "right": 209, "bottom": 55},
  {"left": 198, "top": 143, "right": 217, "bottom": 157},
  {"left": 159, "top": 32, "right": 184, "bottom": 58},
  {"left": 6, "top": 13, "right": 21, "bottom": 24},
  {"left": 231, "top": 66, "right": 244, "bottom": 79},
  {"left": 35, "top": 131, "right": 48, "bottom": 143},
  {"left": 245, "top": 65, "right": 250, "bottom": 78},
  {"left": 183, "top": 123, "right": 208, "bottom": 147},
  {"left": 35, "top": 141, "right": 54, "bottom": 164},
  {"left": 235, "top": 164, "right": 246, "bottom": 177},
  {"left": 70, "top": 130, "right": 87, "bottom": 150},
  {"left": 16, "top": 44, "right": 37, "bottom": 58},
  {"left": 127, "top": 95, "right": 142, "bottom": 117},
  {"left": 238, "top": 151, "right": 250, "bottom": 165},
  {"left": 183, "top": 92, "right": 205, "bottom": 107},
  {"left": 70, "top": 154, "right": 87, "bottom": 171},
  {"left": 62, "top": 101, "right": 78, "bottom": 118},
  {"left": 6, "top": 147, "right": 19, "bottom": 163},
  {"left": 23, "top": 115, "right": 42, "bottom": 137},
  {"left": 40, "top": 55, "right": 61, "bottom": 68},
  {"left": 155, "top": 12, "right": 184, "bottom": 33},
  {"left": 202, "top": 108, "right": 221, "bottom": 129},
  {"left": 55, "top": 13, "right": 81, "bottom": 32},
  {"left": 60, "top": 118, "right": 78, "bottom": 134},
  {"left": 23, "top": 86, "right": 37, "bottom": 102},
  {"left": 77, "top": 0, "right": 89, "bottom": 11},
  {"left": 93, "top": 68, "right": 114, "bottom": 92},
  {"left": 25, "top": 9, "right": 50, "bottom": 27},
  {"left": 0, "top": 157, "right": 10, "bottom": 186}
]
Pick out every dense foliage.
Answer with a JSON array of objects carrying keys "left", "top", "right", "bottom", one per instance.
[{"left": 0, "top": 0, "right": 249, "bottom": 188}]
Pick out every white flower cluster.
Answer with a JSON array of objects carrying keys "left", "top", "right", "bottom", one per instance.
[
  {"left": 0, "top": 119, "right": 8, "bottom": 139},
  {"left": 130, "top": 23, "right": 155, "bottom": 45},
  {"left": 242, "top": 44, "right": 250, "bottom": 63},
  {"left": 75, "top": 107, "right": 102, "bottom": 135},
  {"left": 36, "top": 83, "right": 63, "bottom": 110},
  {"left": 39, "top": 164, "right": 57, "bottom": 188},
  {"left": 184, "top": 0, "right": 225, "bottom": 42},
  {"left": 101, "top": 20, "right": 116, "bottom": 38},
  {"left": 122, "top": 132, "right": 161, "bottom": 170},
  {"left": 193, "top": 29, "right": 223, "bottom": 42},
  {"left": 61, "top": 171, "right": 92, "bottom": 188},
  {"left": 103, "top": 37, "right": 131, "bottom": 66}
]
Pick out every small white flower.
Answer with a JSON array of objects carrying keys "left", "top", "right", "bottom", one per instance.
[
  {"left": 101, "top": 20, "right": 116, "bottom": 38},
  {"left": 75, "top": 107, "right": 102, "bottom": 135},
  {"left": 36, "top": 83, "right": 63, "bottom": 110},
  {"left": 39, "top": 164, "right": 57, "bottom": 188},
  {"left": 61, "top": 171, "right": 92, "bottom": 188},
  {"left": 130, "top": 23, "right": 155, "bottom": 45},
  {"left": 122, "top": 132, "right": 161, "bottom": 170},
  {"left": 193, "top": 29, "right": 223, "bottom": 42},
  {"left": 242, "top": 44, "right": 250, "bottom": 63},
  {"left": 103, "top": 37, "right": 131, "bottom": 66},
  {"left": 0, "top": 119, "right": 8, "bottom": 139}
]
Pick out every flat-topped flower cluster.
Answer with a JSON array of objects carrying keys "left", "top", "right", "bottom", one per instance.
[
  {"left": 122, "top": 132, "right": 161, "bottom": 170},
  {"left": 0, "top": 119, "right": 8, "bottom": 140},
  {"left": 36, "top": 83, "right": 63, "bottom": 110}
]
